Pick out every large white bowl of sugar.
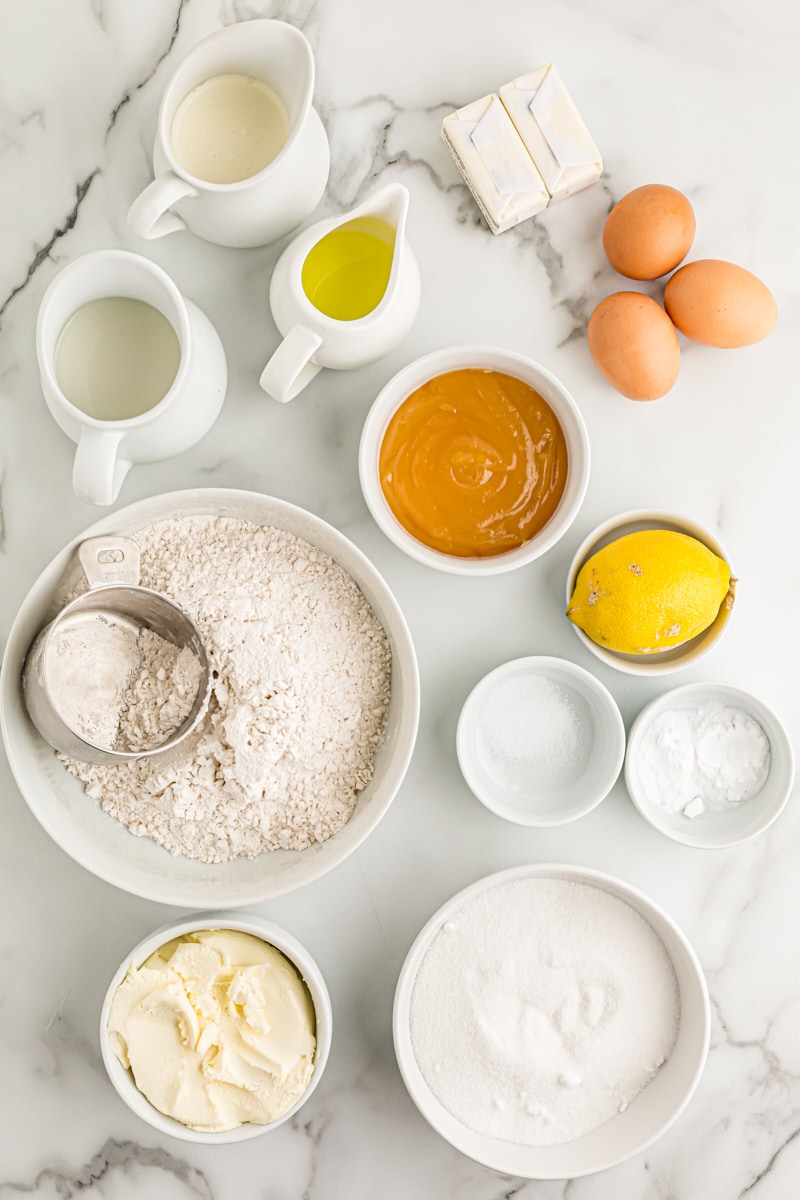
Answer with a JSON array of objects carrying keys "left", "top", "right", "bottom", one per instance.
[
  {"left": 0, "top": 488, "right": 419, "bottom": 906},
  {"left": 393, "top": 863, "right": 710, "bottom": 1179}
]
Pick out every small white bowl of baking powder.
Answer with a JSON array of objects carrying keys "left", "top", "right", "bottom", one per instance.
[
  {"left": 393, "top": 863, "right": 709, "bottom": 1179},
  {"left": 456, "top": 656, "right": 625, "bottom": 826},
  {"left": 625, "top": 682, "right": 794, "bottom": 848}
]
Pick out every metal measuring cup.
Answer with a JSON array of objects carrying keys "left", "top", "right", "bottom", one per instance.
[{"left": 22, "top": 535, "right": 211, "bottom": 764}]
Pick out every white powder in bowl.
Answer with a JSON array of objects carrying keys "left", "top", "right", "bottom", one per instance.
[
  {"left": 409, "top": 877, "right": 680, "bottom": 1147},
  {"left": 476, "top": 673, "right": 591, "bottom": 791},
  {"left": 60, "top": 515, "right": 391, "bottom": 863},
  {"left": 636, "top": 700, "right": 770, "bottom": 817}
]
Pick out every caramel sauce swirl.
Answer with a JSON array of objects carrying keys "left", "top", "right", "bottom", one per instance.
[{"left": 379, "top": 368, "right": 569, "bottom": 558}]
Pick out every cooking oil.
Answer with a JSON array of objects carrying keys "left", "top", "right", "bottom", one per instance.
[{"left": 301, "top": 219, "right": 394, "bottom": 321}]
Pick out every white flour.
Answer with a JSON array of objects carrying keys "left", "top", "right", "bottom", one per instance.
[
  {"left": 47, "top": 619, "right": 201, "bottom": 753},
  {"left": 410, "top": 878, "right": 680, "bottom": 1147},
  {"left": 61, "top": 516, "right": 391, "bottom": 862},
  {"left": 115, "top": 630, "right": 202, "bottom": 753}
]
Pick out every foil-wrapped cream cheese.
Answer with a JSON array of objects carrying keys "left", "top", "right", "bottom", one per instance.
[
  {"left": 499, "top": 66, "right": 602, "bottom": 202},
  {"left": 442, "top": 94, "right": 549, "bottom": 234},
  {"left": 442, "top": 65, "right": 602, "bottom": 234},
  {"left": 107, "top": 928, "right": 317, "bottom": 1131}
]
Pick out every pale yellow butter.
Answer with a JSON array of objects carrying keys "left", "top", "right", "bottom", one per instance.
[{"left": 107, "top": 929, "right": 316, "bottom": 1132}]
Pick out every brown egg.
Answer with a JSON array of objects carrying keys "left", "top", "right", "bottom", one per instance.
[
  {"left": 588, "top": 292, "right": 681, "bottom": 401},
  {"left": 603, "top": 184, "right": 696, "bottom": 280},
  {"left": 664, "top": 259, "right": 778, "bottom": 348}
]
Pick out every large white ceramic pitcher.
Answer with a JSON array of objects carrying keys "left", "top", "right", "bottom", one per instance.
[
  {"left": 260, "top": 183, "right": 422, "bottom": 403},
  {"left": 127, "top": 20, "right": 330, "bottom": 249}
]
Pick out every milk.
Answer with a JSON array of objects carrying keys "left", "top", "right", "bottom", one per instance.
[
  {"left": 170, "top": 74, "right": 289, "bottom": 184},
  {"left": 54, "top": 297, "right": 181, "bottom": 421}
]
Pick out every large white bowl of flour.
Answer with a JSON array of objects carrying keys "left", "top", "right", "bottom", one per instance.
[
  {"left": 393, "top": 863, "right": 710, "bottom": 1178},
  {"left": 1, "top": 489, "right": 419, "bottom": 906}
]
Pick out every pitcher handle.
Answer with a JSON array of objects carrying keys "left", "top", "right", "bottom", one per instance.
[
  {"left": 127, "top": 171, "right": 196, "bottom": 240},
  {"left": 260, "top": 326, "right": 324, "bottom": 403},
  {"left": 72, "top": 427, "right": 132, "bottom": 507}
]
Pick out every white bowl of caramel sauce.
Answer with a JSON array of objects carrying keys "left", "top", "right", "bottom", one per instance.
[{"left": 359, "top": 346, "right": 590, "bottom": 575}]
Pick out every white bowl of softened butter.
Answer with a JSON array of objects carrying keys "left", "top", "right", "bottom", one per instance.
[
  {"left": 393, "top": 863, "right": 710, "bottom": 1179},
  {"left": 100, "top": 911, "right": 332, "bottom": 1143}
]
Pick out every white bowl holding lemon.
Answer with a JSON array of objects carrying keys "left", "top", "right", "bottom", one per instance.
[{"left": 565, "top": 510, "right": 735, "bottom": 676}]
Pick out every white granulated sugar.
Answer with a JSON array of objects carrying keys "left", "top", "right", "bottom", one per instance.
[
  {"left": 62, "top": 516, "right": 391, "bottom": 862},
  {"left": 410, "top": 878, "right": 680, "bottom": 1147}
]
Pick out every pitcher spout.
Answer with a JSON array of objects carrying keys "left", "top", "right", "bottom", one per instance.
[
  {"left": 348, "top": 183, "right": 410, "bottom": 247},
  {"left": 243, "top": 19, "right": 316, "bottom": 135}
]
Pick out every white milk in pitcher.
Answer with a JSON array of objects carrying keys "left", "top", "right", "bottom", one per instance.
[
  {"left": 54, "top": 297, "right": 181, "bottom": 420},
  {"left": 171, "top": 74, "right": 289, "bottom": 184}
]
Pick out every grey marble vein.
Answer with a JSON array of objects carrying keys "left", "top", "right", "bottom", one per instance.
[
  {"left": 0, "top": 1139, "right": 213, "bottom": 1199},
  {"left": 322, "top": 93, "right": 469, "bottom": 212},
  {"left": 40, "top": 994, "right": 103, "bottom": 1081},
  {"left": 739, "top": 1124, "right": 800, "bottom": 1197},
  {"left": 251, "top": 0, "right": 321, "bottom": 37},
  {"left": 290, "top": 1106, "right": 331, "bottom": 1200},
  {"left": 707, "top": 991, "right": 800, "bottom": 1198},
  {"left": 105, "top": 0, "right": 192, "bottom": 133},
  {"left": 0, "top": 172, "right": 98, "bottom": 324}
]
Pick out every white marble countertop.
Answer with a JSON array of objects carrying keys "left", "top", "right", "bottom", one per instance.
[{"left": 1, "top": 0, "right": 798, "bottom": 1195}]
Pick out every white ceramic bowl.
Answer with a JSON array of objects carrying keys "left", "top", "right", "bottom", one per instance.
[
  {"left": 393, "top": 863, "right": 710, "bottom": 1179},
  {"left": 456, "top": 656, "right": 625, "bottom": 826},
  {"left": 625, "top": 682, "right": 794, "bottom": 848},
  {"left": 565, "top": 509, "right": 735, "bottom": 676},
  {"left": 100, "top": 910, "right": 332, "bottom": 1143},
  {"left": 358, "top": 346, "right": 590, "bottom": 575},
  {"left": 0, "top": 488, "right": 419, "bottom": 906}
]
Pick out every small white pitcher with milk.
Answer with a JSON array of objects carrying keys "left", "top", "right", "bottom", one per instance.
[
  {"left": 127, "top": 19, "right": 330, "bottom": 248},
  {"left": 36, "top": 250, "right": 228, "bottom": 506}
]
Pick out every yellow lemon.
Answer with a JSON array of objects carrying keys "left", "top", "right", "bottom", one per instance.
[{"left": 566, "top": 529, "right": 734, "bottom": 655}]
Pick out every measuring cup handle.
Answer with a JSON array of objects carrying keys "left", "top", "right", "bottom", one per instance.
[
  {"left": 127, "top": 171, "right": 196, "bottom": 240},
  {"left": 78, "top": 535, "right": 142, "bottom": 588},
  {"left": 72, "top": 427, "right": 132, "bottom": 507},
  {"left": 260, "top": 325, "right": 323, "bottom": 403}
]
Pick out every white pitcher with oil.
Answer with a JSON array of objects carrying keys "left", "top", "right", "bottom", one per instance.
[
  {"left": 260, "top": 183, "right": 421, "bottom": 403},
  {"left": 36, "top": 250, "right": 227, "bottom": 506}
]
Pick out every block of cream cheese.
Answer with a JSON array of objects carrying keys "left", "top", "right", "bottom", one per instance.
[
  {"left": 442, "top": 94, "right": 549, "bottom": 234},
  {"left": 500, "top": 66, "right": 602, "bottom": 202}
]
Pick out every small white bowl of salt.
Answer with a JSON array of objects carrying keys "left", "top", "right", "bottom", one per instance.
[
  {"left": 456, "top": 656, "right": 625, "bottom": 826},
  {"left": 625, "top": 682, "right": 794, "bottom": 848}
]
